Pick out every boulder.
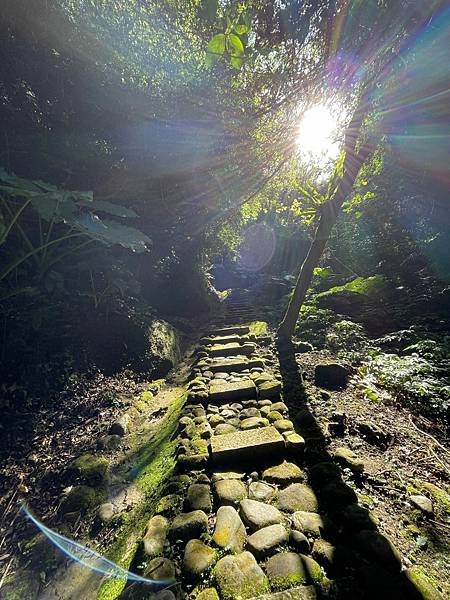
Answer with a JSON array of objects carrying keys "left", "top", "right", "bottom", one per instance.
[
  {"left": 214, "top": 424, "right": 238, "bottom": 435},
  {"left": 311, "top": 539, "right": 336, "bottom": 571},
  {"left": 169, "top": 510, "right": 208, "bottom": 542},
  {"left": 183, "top": 539, "right": 217, "bottom": 578},
  {"left": 240, "top": 407, "right": 261, "bottom": 419},
  {"left": 292, "top": 511, "right": 328, "bottom": 538},
  {"left": 249, "top": 481, "right": 277, "bottom": 503},
  {"left": 142, "top": 515, "right": 169, "bottom": 558},
  {"left": 212, "top": 471, "right": 246, "bottom": 482},
  {"left": 284, "top": 433, "right": 305, "bottom": 455},
  {"left": 143, "top": 557, "right": 175, "bottom": 581},
  {"left": 247, "top": 524, "right": 289, "bottom": 558},
  {"left": 147, "top": 319, "right": 181, "bottom": 376},
  {"left": 278, "top": 484, "right": 318, "bottom": 513},
  {"left": 314, "top": 363, "right": 349, "bottom": 390},
  {"left": 185, "top": 484, "right": 212, "bottom": 512},
  {"left": 263, "top": 461, "right": 305, "bottom": 486},
  {"left": 240, "top": 417, "right": 269, "bottom": 430},
  {"left": 196, "top": 589, "right": 220, "bottom": 600},
  {"left": 214, "top": 551, "right": 268, "bottom": 600},
  {"left": 212, "top": 506, "right": 247, "bottom": 553},
  {"left": 290, "top": 530, "right": 311, "bottom": 553},
  {"left": 410, "top": 494, "right": 433, "bottom": 516},
  {"left": 271, "top": 402, "right": 288, "bottom": 413},
  {"left": 240, "top": 499, "right": 283, "bottom": 530},
  {"left": 266, "top": 552, "right": 323, "bottom": 590},
  {"left": 274, "top": 419, "right": 294, "bottom": 433},
  {"left": 333, "top": 448, "right": 365, "bottom": 475},
  {"left": 214, "top": 479, "right": 247, "bottom": 506}
]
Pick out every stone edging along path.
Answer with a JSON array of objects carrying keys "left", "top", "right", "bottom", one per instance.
[{"left": 119, "top": 323, "right": 434, "bottom": 600}]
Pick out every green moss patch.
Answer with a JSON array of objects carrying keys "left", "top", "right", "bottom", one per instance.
[{"left": 96, "top": 388, "right": 185, "bottom": 600}]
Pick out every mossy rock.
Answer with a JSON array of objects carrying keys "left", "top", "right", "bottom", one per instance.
[
  {"left": 266, "top": 552, "right": 323, "bottom": 590},
  {"left": 214, "top": 551, "right": 268, "bottom": 599},
  {"left": 140, "top": 390, "right": 154, "bottom": 403},
  {"left": 61, "top": 485, "right": 106, "bottom": 513},
  {"left": 69, "top": 453, "right": 109, "bottom": 485},
  {"left": 196, "top": 588, "right": 220, "bottom": 600},
  {"left": 405, "top": 566, "right": 444, "bottom": 600},
  {"left": 420, "top": 482, "right": 450, "bottom": 514}
]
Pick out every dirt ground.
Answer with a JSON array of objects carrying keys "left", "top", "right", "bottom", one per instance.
[{"left": 297, "top": 348, "right": 450, "bottom": 598}]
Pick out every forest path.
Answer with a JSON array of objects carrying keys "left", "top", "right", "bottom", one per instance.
[{"left": 118, "top": 322, "right": 430, "bottom": 600}]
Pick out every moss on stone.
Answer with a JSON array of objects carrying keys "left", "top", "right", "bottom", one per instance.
[
  {"left": 70, "top": 454, "right": 109, "bottom": 485},
  {"left": 140, "top": 390, "right": 154, "bottom": 403},
  {"left": 96, "top": 388, "right": 185, "bottom": 600},
  {"left": 134, "top": 400, "right": 148, "bottom": 412},
  {"left": 61, "top": 485, "right": 105, "bottom": 513},
  {"left": 245, "top": 321, "right": 268, "bottom": 336},
  {"left": 407, "top": 566, "right": 443, "bottom": 600},
  {"left": 420, "top": 482, "right": 450, "bottom": 514}
]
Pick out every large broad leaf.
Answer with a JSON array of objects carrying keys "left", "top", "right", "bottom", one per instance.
[
  {"left": 206, "top": 33, "right": 226, "bottom": 66},
  {"left": 30, "top": 192, "right": 78, "bottom": 223},
  {"left": 80, "top": 199, "right": 137, "bottom": 218},
  {"left": 76, "top": 213, "right": 151, "bottom": 253}
]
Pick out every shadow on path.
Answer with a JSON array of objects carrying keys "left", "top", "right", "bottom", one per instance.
[{"left": 276, "top": 338, "right": 428, "bottom": 600}]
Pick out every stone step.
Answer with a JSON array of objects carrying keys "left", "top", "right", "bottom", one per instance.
[
  {"left": 208, "top": 358, "right": 250, "bottom": 373},
  {"left": 209, "top": 334, "right": 247, "bottom": 345},
  {"left": 209, "top": 379, "right": 256, "bottom": 402},
  {"left": 212, "top": 325, "right": 250, "bottom": 336},
  {"left": 209, "top": 342, "right": 255, "bottom": 357},
  {"left": 211, "top": 426, "right": 285, "bottom": 462}
]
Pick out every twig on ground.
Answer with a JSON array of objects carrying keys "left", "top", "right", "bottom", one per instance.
[{"left": 0, "top": 556, "right": 13, "bottom": 591}]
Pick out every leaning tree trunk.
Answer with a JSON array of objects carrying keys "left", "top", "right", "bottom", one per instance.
[{"left": 277, "top": 100, "right": 372, "bottom": 341}]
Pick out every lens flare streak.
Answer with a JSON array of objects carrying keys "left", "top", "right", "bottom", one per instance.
[{"left": 22, "top": 505, "right": 175, "bottom": 588}]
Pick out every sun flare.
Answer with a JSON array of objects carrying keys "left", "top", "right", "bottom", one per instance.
[{"left": 296, "top": 104, "right": 339, "bottom": 165}]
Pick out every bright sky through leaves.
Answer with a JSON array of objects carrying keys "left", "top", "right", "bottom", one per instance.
[{"left": 296, "top": 105, "right": 340, "bottom": 169}]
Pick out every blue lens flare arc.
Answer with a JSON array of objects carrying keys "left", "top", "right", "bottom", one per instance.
[{"left": 22, "top": 504, "right": 176, "bottom": 588}]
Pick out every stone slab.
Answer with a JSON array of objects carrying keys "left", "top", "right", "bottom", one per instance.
[
  {"left": 209, "top": 343, "right": 254, "bottom": 357},
  {"left": 211, "top": 426, "right": 285, "bottom": 463},
  {"left": 212, "top": 326, "right": 250, "bottom": 336},
  {"left": 209, "top": 358, "right": 249, "bottom": 373},
  {"left": 209, "top": 379, "right": 256, "bottom": 402},
  {"left": 210, "top": 335, "right": 246, "bottom": 345}
]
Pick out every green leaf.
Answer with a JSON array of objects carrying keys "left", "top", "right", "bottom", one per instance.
[
  {"left": 30, "top": 193, "right": 78, "bottom": 223},
  {"left": 75, "top": 213, "right": 151, "bottom": 253},
  {"left": 230, "top": 56, "right": 244, "bottom": 69},
  {"left": 234, "top": 24, "right": 250, "bottom": 35},
  {"left": 207, "top": 33, "right": 226, "bottom": 57},
  {"left": 228, "top": 33, "right": 244, "bottom": 57},
  {"left": 81, "top": 199, "right": 137, "bottom": 218}
]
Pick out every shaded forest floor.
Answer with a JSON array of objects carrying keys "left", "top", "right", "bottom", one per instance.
[{"left": 296, "top": 347, "right": 450, "bottom": 596}]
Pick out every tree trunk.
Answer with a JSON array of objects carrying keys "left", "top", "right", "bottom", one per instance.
[
  {"left": 277, "top": 100, "right": 371, "bottom": 341},
  {"left": 277, "top": 198, "right": 343, "bottom": 339}
]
